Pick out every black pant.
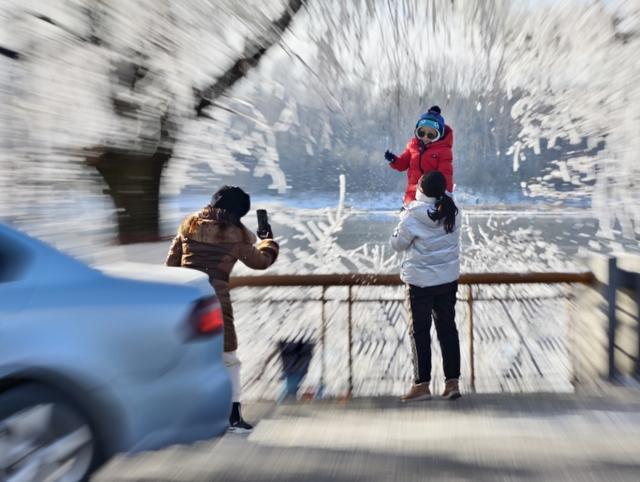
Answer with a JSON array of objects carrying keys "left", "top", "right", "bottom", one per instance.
[{"left": 406, "top": 281, "right": 460, "bottom": 383}]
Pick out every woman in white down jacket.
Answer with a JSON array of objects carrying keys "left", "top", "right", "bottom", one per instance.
[{"left": 391, "top": 171, "right": 461, "bottom": 401}]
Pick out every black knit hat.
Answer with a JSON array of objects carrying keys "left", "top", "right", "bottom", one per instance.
[
  {"left": 420, "top": 171, "right": 447, "bottom": 198},
  {"left": 211, "top": 186, "right": 250, "bottom": 219}
]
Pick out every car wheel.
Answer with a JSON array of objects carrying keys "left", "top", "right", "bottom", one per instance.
[{"left": 0, "top": 383, "right": 101, "bottom": 482}]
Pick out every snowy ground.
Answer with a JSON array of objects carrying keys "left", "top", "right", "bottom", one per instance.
[{"left": 95, "top": 393, "right": 640, "bottom": 482}]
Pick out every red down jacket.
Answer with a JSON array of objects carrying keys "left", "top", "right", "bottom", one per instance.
[{"left": 389, "top": 125, "right": 454, "bottom": 205}]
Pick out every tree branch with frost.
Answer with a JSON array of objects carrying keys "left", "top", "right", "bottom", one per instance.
[
  {"left": 0, "top": 46, "right": 19, "bottom": 59},
  {"left": 195, "top": 0, "right": 305, "bottom": 117},
  {"left": 0, "top": 7, "right": 96, "bottom": 60}
]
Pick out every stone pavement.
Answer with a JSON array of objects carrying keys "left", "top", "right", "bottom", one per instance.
[{"left": 94, "top": 393, "right": 640, "bottom": 481}]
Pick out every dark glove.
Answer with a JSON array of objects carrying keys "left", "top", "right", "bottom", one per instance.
[
  {"left": 257, "top": 223, "right": 273, "bottom": 240},
  {"left": 384, "top": 150, "right": 396, "bottom": 163}
]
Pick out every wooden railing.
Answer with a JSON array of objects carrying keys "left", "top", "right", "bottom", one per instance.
[
  {"left": 230, "top": 272, "right": 595, "bottom": 288},
  {"left": 230, "top": 272, "right": 595, "bottom": 396}
]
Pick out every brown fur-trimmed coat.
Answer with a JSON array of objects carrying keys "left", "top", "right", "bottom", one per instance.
[{"left": 165, "top": 207, "right": 278, "bottom": 351}]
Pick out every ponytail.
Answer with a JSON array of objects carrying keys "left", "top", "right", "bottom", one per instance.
[
  {"left": 420, "top": 171, "right": 458, "bottom": 233},
  {"left": 427, "top": 193, "right": 458, "bottom": 233}
]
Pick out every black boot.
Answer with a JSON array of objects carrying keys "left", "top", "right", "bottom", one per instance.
[{"left": 228, "top": 402, "right": 253, "bottom": 433}]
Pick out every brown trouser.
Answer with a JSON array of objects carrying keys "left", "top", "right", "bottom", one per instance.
[{"left": 212, "top": 278, "right": 237, "bottom": 352}]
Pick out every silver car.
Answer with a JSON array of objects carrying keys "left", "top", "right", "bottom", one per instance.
[{"left": 0, "top": 223, "right": 232, "bottom": 481}]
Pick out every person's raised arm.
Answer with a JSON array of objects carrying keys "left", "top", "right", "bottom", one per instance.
[
  {"left": 390, "top": 212, "right": 415, "bottom": 251},
  {"left": 234, "top": 224, "right": 279, "bottom": 270},
  {"left": 387, "top": 143, "right": 411, "bottom": 172}
]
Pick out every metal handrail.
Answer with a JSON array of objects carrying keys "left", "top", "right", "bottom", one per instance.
[{"left": 230, "top": 272, "right": 594, "bottom": 397}]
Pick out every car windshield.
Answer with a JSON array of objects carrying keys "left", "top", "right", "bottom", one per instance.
[{"left": 0, "top": 230, "right": 32, "bottom": 283}]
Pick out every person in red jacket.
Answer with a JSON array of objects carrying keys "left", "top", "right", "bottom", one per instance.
[{"left": 385, "top": 106, "right": 454, "bottom": 206}]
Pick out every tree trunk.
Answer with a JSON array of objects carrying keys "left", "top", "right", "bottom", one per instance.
[{"left": 87, "top": 145, "right": 172, "bottom": 244}]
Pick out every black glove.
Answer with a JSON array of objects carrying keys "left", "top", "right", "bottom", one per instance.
[
  {"left": 384, "top": 150, "right": 396, "bottom": 163},
  {"left": 257, "top": 223, "right": 273, "bottom": 240}
]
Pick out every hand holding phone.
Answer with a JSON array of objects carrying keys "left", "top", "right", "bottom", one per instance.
[{"left": 256, "top": 209, "right": 273, "bottom": 240}]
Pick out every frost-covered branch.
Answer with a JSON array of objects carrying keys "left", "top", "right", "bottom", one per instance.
[{"left": 195, "top": 0, "right": 305, "bottom": 117}]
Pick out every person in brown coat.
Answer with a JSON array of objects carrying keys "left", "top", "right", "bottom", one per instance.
[{"left": 166, "top": 185, "right": 278, "bottom": 432}]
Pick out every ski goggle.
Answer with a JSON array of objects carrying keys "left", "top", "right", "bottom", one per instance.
[
  {"left": 415, "top": 126, "right": 440, "bottom": 141},
  {"left": 415, "top": 119, "right": 441, "bottom": 141}
]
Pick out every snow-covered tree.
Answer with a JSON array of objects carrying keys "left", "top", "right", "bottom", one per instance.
[{"left": 0, "top": 0, "right": 303, "bottom": 242}]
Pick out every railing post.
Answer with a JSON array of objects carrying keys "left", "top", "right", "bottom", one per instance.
[
  {"left": 320, "top": 286, "right": 326, "bottom": 398},
  {"left": 635, "top": 274, "right": 640, "bottom": 380},
  {"left": 468, "top": 284, "right": 476, "bottom": 393},
  {"left": 348, "top": 285, "right": 353, "bottom": 398},
  {"left": 606, "top": 257, "right": 618, "bottom": 381},
  {"left": 565, "top": 283, "right": 579, "bottom": 387}
]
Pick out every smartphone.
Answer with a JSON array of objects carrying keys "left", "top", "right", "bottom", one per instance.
[{"left": 256, "top": 209, "right": 269, "bottom": 235}]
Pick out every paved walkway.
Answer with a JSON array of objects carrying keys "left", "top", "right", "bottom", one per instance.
[{"left": 94, "top": 392, "right": 640, "bottom": 481}]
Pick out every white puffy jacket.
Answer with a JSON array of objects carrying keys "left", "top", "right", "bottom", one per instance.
[{"left": 390, "top": 190, "right": 460, "bottom": 288}]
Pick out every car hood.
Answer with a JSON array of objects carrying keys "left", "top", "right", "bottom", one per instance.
[{"left": 97, "top": 262, "right": 213, "bottom": 297}]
